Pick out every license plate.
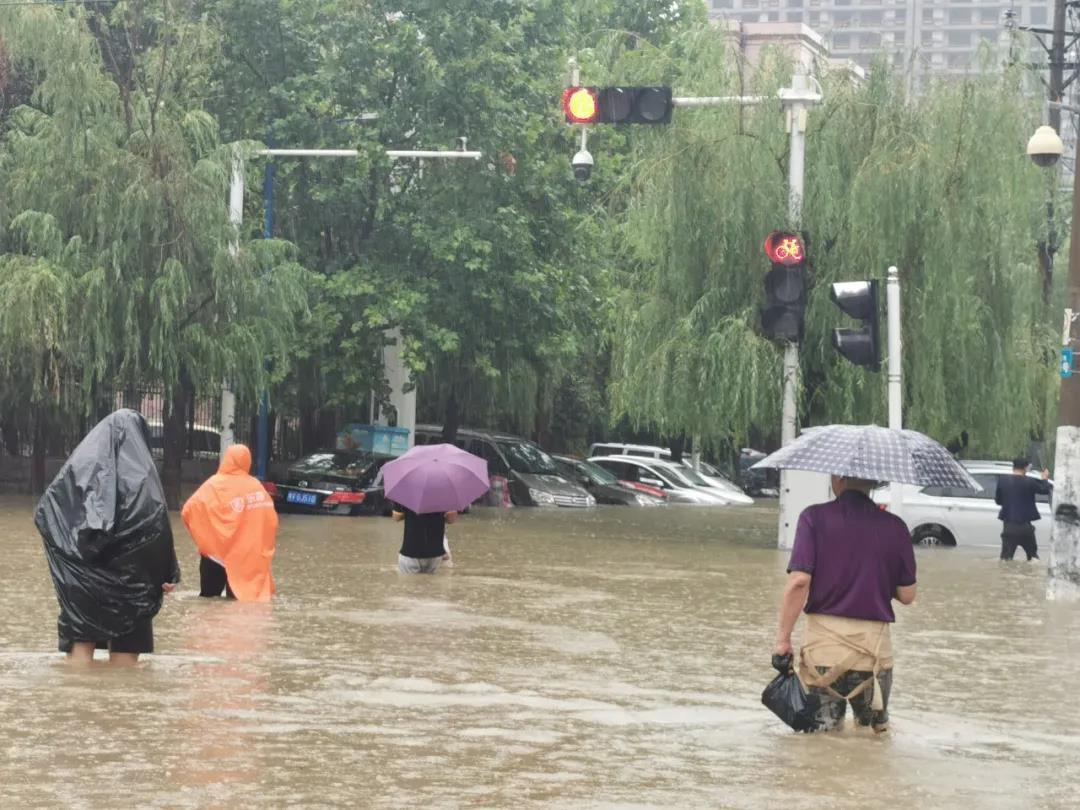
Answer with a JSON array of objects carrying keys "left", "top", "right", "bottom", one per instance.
[{"left": 287, "top": 491, "right": 319, "bottom": 506}]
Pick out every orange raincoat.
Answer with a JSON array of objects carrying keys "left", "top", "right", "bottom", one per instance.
[{"left": 182, "top": 445, "right": 278, "bottom": 602}]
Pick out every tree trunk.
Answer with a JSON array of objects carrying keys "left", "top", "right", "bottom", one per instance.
[
  {"left": 31, "top": 409, "right": 47, "bottom": 495},
  {"left": 299, "top": 403, "right": 318, "bottom": 455},
  {"left": 442, "top": 389, "right": 459, "bottom": 444},
  {"left": 316, "top": 407, "right": 338, "bottom": 449},
  {"left": 162, "top": 369, "right": 190, "bottom": 510},
  {"left": 669, "top": 435, "right": 686, "bottom": 464},
  {"left": 266, "top": 410, "right": 278, "bottom": 461},
  {"left": 534, "top": 374, "right": 552, "bottom": 450},
  {"left": 1, "top": 410, "right": 19, "bottom": 456}
]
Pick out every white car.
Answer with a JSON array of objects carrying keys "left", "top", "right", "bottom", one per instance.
[
  {"left": 587, "top": 456, "right": 735, "bottom": 505},
  {"left": 874, "top": 461, "right": 1052, "bottom": 548},
  {"left": 588, "top": 442, "right": 754, "bottom": 504}
]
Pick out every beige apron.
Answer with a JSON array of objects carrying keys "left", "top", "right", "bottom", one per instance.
[{"left": 798, "top": 613, "right": 892, "bottom": 711}]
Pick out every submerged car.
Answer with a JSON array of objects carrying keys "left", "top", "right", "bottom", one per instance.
[
  {"left": 588, "top": 441, "right": 754, "bottom": 504},
  {"left": 552, "top": 455, "right": 664, "bottom": 506},
  {"left": 264, "top": 450, "right": 392, "bottom": 516},
  {"left": 415, "top": 425, "right": 595, "bottom": 507},
  {"left": 874, "top": 461, "right": 1053, "bottom": 547},
  {"left": 587, "top": 456, "right": 732, "bottom": 505}
]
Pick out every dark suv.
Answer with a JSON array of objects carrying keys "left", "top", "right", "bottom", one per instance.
[{"left": 414, "top": 425, "right": 595, "bottom": 507}]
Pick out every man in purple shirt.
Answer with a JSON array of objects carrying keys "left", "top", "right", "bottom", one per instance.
[{"left": 774, "top": 476, "right": 917, "bottom": 732}]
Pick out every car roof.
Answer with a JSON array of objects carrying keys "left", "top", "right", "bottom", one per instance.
[
  {"left": 591, "top": 442, "right": 669, "bottom": 453},
  {"left": 415, "top": 424, "right": 530, "bottom": 443},
  {"left": 590, "top": 454, "right": 683, "bottom": 470}
]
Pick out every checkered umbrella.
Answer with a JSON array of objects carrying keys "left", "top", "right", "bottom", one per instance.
[{"left": 751, "top": 424, "right": 980, "bottom": 490}]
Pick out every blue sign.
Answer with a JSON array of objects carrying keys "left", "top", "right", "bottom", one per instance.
[{"left": 1062, "top": 347, "right": 1074, "bottom": 379}]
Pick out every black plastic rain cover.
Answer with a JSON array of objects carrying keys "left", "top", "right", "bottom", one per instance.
[{"left": 35, "top": 409, "right": 180, "bottom": 648}]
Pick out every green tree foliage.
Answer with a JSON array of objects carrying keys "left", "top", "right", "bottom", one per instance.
[
  {"left": 207, "top": 0, "right": 638, "bottom": 445},
  {"left": 0, "top": 3, "right": 307, "bottom": 501},
  {"left": 604, "top": 31, "right": 1056, "bottom": 458}
]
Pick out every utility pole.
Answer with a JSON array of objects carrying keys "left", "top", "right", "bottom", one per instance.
[
  {"left": 1051, "top": 0, "right": 1067, "bottom": 134},
  {"left": 1049, "top": 105, "right": 1080, "bottom": 601}
]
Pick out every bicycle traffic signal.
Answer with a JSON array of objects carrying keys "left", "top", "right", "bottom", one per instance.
[
  {"left": 760, "top": 231, "right": 809, "bottom": 343},
  {"left": 562, "top": 86, "right": 674, "bottom": 125},
  {"left": 830, "top": 281, "right": 880, "bottom": 370}
]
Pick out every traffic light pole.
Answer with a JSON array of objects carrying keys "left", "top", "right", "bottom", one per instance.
[{"left": 777, "top": 74, "right": 822, "bottom": 550}]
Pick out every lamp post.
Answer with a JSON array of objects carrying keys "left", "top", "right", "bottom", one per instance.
[{"left": 1028, "top": 110, "right": 1080, "bottom": 600}]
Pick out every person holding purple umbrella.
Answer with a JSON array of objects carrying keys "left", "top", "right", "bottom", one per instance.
[
  {"left": 391, "top": 505, "right": 458, "bottom": 574},
  {"left": 381, "top": 442, "right": 490, "bottom": 574}
]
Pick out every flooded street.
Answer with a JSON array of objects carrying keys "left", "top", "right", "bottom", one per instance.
[{"left": 2, "top": 496, "right": 1079, "bottom": 809}]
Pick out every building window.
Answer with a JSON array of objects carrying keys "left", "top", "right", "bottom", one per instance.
[
  {"left": 947, "top": 31, "right": 969, "bottom": 47},
  {"left": 948, "top": 9, "right": 972, "bottom": 25},
  {"left": 788, "top": 10, "right": 803, "bottom": 23},
  {"left": 860, "top": 32, "right": 881, "bottom": 49},
  {"left": 833, "top": 34, "right": 851, "bottom": 50},
  {"left": 1031, "top": 8, "right": 1047, "bottom": 26}
]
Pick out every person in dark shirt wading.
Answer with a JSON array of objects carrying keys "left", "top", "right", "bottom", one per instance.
[
  {"left": 995, "top": 457, "right": 1051, "bottom": 561},
  {"left": 775, "top": 475, "right": 917, "bottom": 733},
  {"left": 392, "top": 505, "right": 458, "bottom": 574}
]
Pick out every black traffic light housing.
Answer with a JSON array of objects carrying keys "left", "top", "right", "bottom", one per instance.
[
  {"left": 760, "top": 231, "right": 809, "bottom": 343},
  {"left": 830, "top": 281, "right": 880, "bottom": 370},
  {"left": 563, "top": 86, "right": 674, "bottom": 124}
]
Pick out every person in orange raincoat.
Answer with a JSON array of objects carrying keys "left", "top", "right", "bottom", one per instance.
[{"left": 182, "top": 444, "right": 278, "bottom": 602}]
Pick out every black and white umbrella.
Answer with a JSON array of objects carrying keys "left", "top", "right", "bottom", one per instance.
[{"left": 751, "top": 424, "right": 980, "bottom": 490}]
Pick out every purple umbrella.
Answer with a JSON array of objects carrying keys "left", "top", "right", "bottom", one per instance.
[{"left": 381, "top": 443, "right": 490, "bottom": 514}]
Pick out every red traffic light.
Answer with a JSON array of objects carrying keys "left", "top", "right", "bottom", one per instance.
[
  {"left": 763, "top": 231, "right": 805, "bottom": 267},
  {"left": 563, "top": 87, "right": 599, "bottom": 124}
]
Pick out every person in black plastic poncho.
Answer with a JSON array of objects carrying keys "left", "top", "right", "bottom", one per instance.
[{"left": 35, "top": 409, "right": 180, "bottom": 666}]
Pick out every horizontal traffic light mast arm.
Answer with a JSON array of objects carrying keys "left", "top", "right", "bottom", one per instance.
[
  {"left": 672, "top": 95, "right": 769, "bottom": 107},
  {"left": 671, "top": 85, "right": 822, "bottom": 108},
  {"left": 255, "top": 148, "right": 483, "bottom": 160}
]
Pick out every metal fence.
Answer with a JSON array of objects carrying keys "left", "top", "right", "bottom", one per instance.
[{"left": 0, "top": 386, "right": 307, "bottom": 463}]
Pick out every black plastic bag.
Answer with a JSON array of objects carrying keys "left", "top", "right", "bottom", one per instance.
[
  {"left": 35, "top": 409, "right": 180, "bottom": 651},
  {"left": 762, "top": 653, "right": 822, "bottom": 732}
]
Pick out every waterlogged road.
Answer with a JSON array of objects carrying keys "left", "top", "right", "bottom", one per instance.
[{"left": 1, "top": 495, "right": 1078, "bottom": 809}]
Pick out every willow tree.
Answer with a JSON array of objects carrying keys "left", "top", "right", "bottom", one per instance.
[
  {"left": 0, "top": 3, "right": 308, "bottom": 503},
  {"left": 605, "top": 29, "right": 1056, "bottom": 459}
]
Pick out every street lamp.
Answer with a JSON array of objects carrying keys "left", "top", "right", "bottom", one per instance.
[{"left": 1028, "top": 108, "right": 1080, "bottom": 600}]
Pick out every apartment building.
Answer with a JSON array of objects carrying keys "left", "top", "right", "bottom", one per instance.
[{"left": 708, "top": 1, "right": 1055, "bottom": 78}]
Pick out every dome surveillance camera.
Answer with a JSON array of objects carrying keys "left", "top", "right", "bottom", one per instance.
[
  {"left": 1027, "top": 125, "right": 1065, "bottom": 168},
  {"left": 572, "top": 148, "right": 593, "bottom": 182}
]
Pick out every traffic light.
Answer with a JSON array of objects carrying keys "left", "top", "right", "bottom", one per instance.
[
  {"left": 830, "top": 281, "right": 880, "bottom": 370},
  {"left": 760, "top": 231, "right": 809, "bottom": 343},
  {"left": 562, "top": 86, "right": 674, "bottom": 125}
]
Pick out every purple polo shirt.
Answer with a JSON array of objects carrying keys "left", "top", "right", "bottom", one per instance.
[{"left": 787, "top": 490, "right": 916, "bottom": 622}]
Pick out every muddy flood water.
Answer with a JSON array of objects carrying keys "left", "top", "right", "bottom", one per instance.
[{"left": 2, "top": 496, "right": 1079, "bottom": 809}]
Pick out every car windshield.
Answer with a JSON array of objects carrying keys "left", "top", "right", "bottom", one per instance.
[
  {"left": 578, "top": 459, "right": 618, "bottom": 486},
  {"left": 649, "top": 465, "right": 692, "bottom": 488},
  {"left": 291, "top": 452, "right": 378, "bottom": 481},
  {"left": 497, "top": 441, "right": 559, "bottom": 475},
  {"left": 676, "top": 466, "right": 710, "bottom": 486}
]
